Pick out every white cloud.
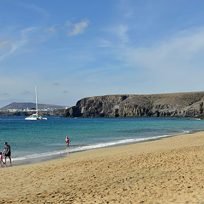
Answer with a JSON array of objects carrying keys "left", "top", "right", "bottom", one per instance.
[
  {"left": 0, "top": 27, "right": 38, "bottom": 61},
  {"left": 111, "top": 26, "right": 204, "bottom": 92},
  {"left": 116, "top": 27, "right": 204, "bottom": 72},
  {"left": 21, "top": 26, "right": 38, "bottom": 38},
  {"left": 0, "top": 39, "right": 26, "bottom": 61},
  {"left": 67, "top": 20, "right": 89, "bottom": 36}
]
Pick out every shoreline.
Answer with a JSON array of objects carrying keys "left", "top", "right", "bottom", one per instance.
[
  {"left": 1, "top": 131, "right": 204, "bottom": 203},
  {"left": 11, "top": 130, "right": 193, "bottom": 166},
  {"left": 12, "top": 130, "right": 199, "bottom": 166}
]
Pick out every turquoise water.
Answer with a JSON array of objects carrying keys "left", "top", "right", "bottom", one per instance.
[{"left": 0, "top": 116, "right": 204, "bottom": 163}]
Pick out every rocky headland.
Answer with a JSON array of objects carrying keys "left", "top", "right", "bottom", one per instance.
[{"left": 65, "top": 92, "right": 204, "bottom": 118}]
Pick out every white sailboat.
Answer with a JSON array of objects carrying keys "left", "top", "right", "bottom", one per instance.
[{"left": 25, "top": 87, "right": 47, "bottom": 120}]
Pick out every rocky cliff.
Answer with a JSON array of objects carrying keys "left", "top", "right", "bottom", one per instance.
[{"left": 65, "top": 92, "right": 204, "bottom": 118}]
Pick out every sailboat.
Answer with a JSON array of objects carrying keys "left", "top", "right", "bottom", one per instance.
[{"left": 25, "top": 87, "right": 47, "bottom": 120}]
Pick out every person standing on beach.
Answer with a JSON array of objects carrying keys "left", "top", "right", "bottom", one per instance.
[
  {"left": 65, "top": 136, "right": 70, "bottom": 147},
  {"left": 3, "top": 142, "right": 12, "bottom": 166}
]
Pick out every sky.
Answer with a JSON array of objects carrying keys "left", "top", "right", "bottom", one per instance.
[{"left": 1, "top": 0, "right": 204, "bottom": 107}]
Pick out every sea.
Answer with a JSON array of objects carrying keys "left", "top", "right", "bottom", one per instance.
[{"left": 0, "top": 116, "right": 204, "bottom": 164}]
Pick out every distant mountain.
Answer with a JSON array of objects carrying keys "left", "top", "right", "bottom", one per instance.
[{"left": 1, "top": 102, "right": 66, "bottom": 110}]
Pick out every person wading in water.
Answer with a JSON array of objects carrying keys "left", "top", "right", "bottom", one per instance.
[
  {"left": 65, "top": 136, "right": 70, "bottom": 147},
  {"left": 3, "top": 142, "right": 12, "bottom": 166}
]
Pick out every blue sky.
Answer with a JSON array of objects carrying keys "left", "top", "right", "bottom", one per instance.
[{"left": 1, "top": 0, "right": 204, "bottom": 107}]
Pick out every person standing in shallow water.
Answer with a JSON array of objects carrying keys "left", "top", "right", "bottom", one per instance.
[
  {"left": 3, "top": 142, "right": 12, "bottom": 166},
  {"left": 65, "top": 136, "right": 70, "bottom": 147}
]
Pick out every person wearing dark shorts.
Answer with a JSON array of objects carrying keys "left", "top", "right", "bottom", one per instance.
[{"left": 3, "top": 142, "right": 12, "bottom": 166}]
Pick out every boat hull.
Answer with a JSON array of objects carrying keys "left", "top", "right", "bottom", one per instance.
[{"left": 25, "top": 114, "right": 47, "bottom": 120}]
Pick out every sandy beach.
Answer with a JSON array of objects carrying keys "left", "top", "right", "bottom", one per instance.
[{"left": 1, "top": 132, "right": 204, "bottom": 203}]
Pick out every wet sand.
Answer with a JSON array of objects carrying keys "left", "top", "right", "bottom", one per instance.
[{"left": 1, "top": 131, "right": 204, "bottom": 203}]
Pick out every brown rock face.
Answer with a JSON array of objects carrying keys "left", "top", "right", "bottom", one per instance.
[{"left": 65, "top": 92, "right": 204, "bottom": 118}]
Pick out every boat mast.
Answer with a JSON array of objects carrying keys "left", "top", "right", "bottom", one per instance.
[{"left": 35, "top": 86, "right": 38, "bottom": 116}]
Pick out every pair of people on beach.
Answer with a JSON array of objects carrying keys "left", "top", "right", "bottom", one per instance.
[{"left": 0, "top": 142, "right": 12, "bottom": 167}]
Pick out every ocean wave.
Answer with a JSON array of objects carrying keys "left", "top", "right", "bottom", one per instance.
[{"left": 182, "top": 130, "right": 191, "bottom": 134}]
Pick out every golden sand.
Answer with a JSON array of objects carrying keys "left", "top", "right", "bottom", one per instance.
[{"left": 1, "top": 132, "right": 204, "bottom": 203}]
